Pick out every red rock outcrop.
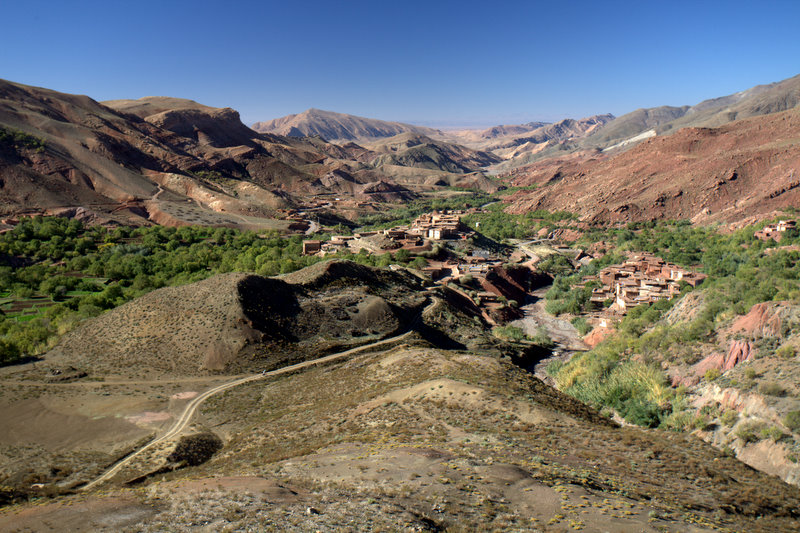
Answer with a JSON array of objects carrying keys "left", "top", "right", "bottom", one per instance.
[
  {"left": 548, "top": 228, "right": 583, "bottom": 242},
  {"left": 673, "top": 340, "right": 755, "bottom": 386},
  {"left": 729, "top": 302, "right": 787, "bottom": 338},
  {"left": 583, "top": 326, "right": 615, "bottom": 348}
]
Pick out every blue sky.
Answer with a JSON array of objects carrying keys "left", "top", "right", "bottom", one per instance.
[{"left": 2, "top": 0, "right": 799, "bottom": 127}]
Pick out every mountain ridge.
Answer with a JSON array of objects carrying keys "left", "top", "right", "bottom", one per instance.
[{"left": 252, "top": 108, "right": 442, "bottom": 142}]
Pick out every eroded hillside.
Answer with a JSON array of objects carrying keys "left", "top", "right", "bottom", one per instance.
[{"left": 503, "top": 109, "right": 800, "bottom": 224}]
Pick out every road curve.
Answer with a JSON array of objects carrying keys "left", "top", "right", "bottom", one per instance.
[{"left": 81, "top": 300, "right": 436, "bottom": 491}]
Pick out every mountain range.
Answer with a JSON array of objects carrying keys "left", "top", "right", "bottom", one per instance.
[
  {"left": 255, "top": 74, "right": 800, "bottom": 172},
  {"left": 0, "top": 81, "right": 505, "bottom": 228},
  {"left": 1, "top": 72, "right": 799, "bottom": 228}
]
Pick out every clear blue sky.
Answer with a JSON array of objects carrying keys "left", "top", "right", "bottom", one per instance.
[{"left": 2, "top": 0, "right": 799, "bottom": 128}]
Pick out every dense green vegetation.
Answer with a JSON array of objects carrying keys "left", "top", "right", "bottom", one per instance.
[
  {"left": 548, "top": 219, "right": 800, "bottom": 429},
  {"left": 462, "top": 203, "right": 576, "bottom": 241},
  {"left": 0, "top": 217, "right": 425, "bottom": 365},
  {"left": 0, "top": 127, "right": 45, "bottom": 153}
]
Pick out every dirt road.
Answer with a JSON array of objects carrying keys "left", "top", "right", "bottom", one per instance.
[{"left": 81, "top": 300, "right": 436, "bottom": 491}]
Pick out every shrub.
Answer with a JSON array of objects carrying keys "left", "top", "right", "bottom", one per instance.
[
  {"left": 759, "top": 382, "right": 786, "bottom": 397},
  {"left": 691, "top": 415, "right": 713, "bottom": 431},
  {"left": 0, "top": 339, "right": 21, "bottom": 364},
  {"left": 776, "top": 345, "right": 796, "bottom": 359},
  {"left": 784, "top": 410, "right": 800, "bottom": 433},
  {"left": 537, "top": 254, "right": 575, "bottom": 276},
  {"left": 493, "top": 325, "right": 525, "bottom": 342},
  {"left": 530, "top": 326, "right": 555, "bottom": 348},
  {"left": 571, "top": 317, "right": 591, "bottom": 336},
  {"left": 736, "top": 421, "right": 768, "bottom": 443},
  {"left": 167, "top": 432, "right": 223, "bottom": 465},
  {"left": 704, "top": 368, "right": 721, "bottom": 382},
  {"left": 720, "top": 410, "right": 739, "bottom": 427},
  {"left": 760, "top": 426, "right": 787, "bottom": 443}
]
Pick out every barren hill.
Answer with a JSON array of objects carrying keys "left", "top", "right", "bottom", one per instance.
[
  {"left": 581, "top": 106, "right": 688, "bottom": 149},
  {"left": 504, "top": 108, "right": 800, "bottom": 224},
  {"left": 485, "top": 73, "right": 800, "bottom": 172},
  {"left": 485, "top": 114, "right": 615, "bottom": 168},
  {"left": 658, "top": 73, "right": 800, "bottom": 133},
  {"left": 478, "top": 120, "right": 550, "bottom": 139},
  {"left": 252, "top": 108, "right": 442, "bottom": 142},
  {"left": 46, "top": 260, "right": 492, "bottom": 376},
  {"left": 0, "top": 80, "right": 323, "bottom": 226},
  {"left": 7, "top": 342, "right": 800, "bottom": 531},
  {"left": 367, "top": 132, "right": 501, "bottom": 173},
  {"left": 578, "top": 73, "right": 800, "bottom": 153},
  {"left": 0, "top": 81, "right": 435, "bottom": 228}
]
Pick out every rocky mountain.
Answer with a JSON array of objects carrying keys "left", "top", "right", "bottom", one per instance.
[
  {"left": 580, "top": 106, "right": 689, "bottom": 150},
  {"left": 657, "top": 73, "right": 800, "bottom": 133},
  {"left": 447, "top": 121, "right": 551, "bottom": 144},
  {"left": 0, "top": 80, "right": 364, "bottom": 228},
  {"left": 483, "top": 73, "right": 800, "bottom": 172},
  {"left": 1, "top": 81, "right": 467, "bottom": 227},
  {"left": 485, "top": 114, "right": 615, "bottom": 167},
  {"left": 580, "top": 73, "right": 800, "bottom": 153},
  {"left": 503, "top": 108, "right": 800, "bottom": 225},
  {"left": 367, "top": 132, "right": 502, "bottom": 173},
  {"left": 480, "top": 120, "right": 550, "bottom": 138},
  {"left": 252, "top": 108, "right": 442, "bottom": 142}
]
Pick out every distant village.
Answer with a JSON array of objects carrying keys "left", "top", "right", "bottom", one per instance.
[
  {"left": 581, "top": 252, "right": 706, "bottom": 314},
  {"left": 302, "top": 210, "right": 474, "bottom": 257},
  {"left": 301, "top": 209, "right": 716, "bottom": 322}
]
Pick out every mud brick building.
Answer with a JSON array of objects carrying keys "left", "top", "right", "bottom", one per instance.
[
  {"left": 409, "top": 210, "right": 467, "bottom": 240},
  {"left": 754, "top": 220, "right": 796, "bottom": 242},
  {"left": 584, "top": 252, "right": 706, "bottom": 313}
]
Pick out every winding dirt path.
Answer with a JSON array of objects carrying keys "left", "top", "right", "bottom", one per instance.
[{"left": 81, "top": 299, "right": 437, "bottom": 491}]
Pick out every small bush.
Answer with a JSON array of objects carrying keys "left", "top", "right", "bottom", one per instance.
[
  {"left": 691, "top": 415, "right": 713, "bottom": 431},
  {"left": 784, "top": 410, "right": 800, "bottom": 433},
  {"left": 744, "top": 367, "right": 757, "bottom": 380},
  {"left": 720, "top": 410, "right": 739, "bottom": 427},
  {"left": 759, "top": 382, "right": 786, "bottom": 397},
  {"left": 168, "top": 432, "right": 223, "bottom": 466},
  {"left": 571, "top": 317, "right": 591, "bottom": 336},
  {"left": 530, "top": 326, "right": 555, "bottom": 348},
  {"left": 760, "top": 426, "right": 787, "bottom": 443},
  {"left": 736, "top": 421, "right": 768, "bottom": 443},
  {"left": 704, "top": 368, "right": 721, "bottom": 382},
  {"left": 493, "top": 325, "right": 525, "bottom": 342},
  {"left": 776, "top": 345, "right": 796, "bottom": 359}
]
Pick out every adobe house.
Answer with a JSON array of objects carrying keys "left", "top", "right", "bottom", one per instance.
[
  {"left": 302, "top": 240, "right": 322, "bottom": 255},
  {"left": 410, "top": 210, "right": 466, "bottom": 240},
  {"left": 755, "top": 220, "right": 796, "bottom": 241}
]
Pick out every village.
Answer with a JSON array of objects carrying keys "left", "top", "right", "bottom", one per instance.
[
  {"left": 300, "top": 209, "right": 713, "bottom": 329},
  {"left": 581, "top": 252, "right": 707, "bottom": 314}
]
